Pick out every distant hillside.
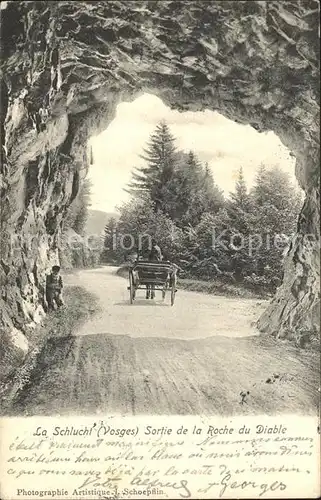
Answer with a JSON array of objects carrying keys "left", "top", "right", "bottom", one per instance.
[{"left": 85, "top": 209, "right": 119, "bottom": 235}]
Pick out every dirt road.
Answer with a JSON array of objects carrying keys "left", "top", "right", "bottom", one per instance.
[
  {"left": 9, "top": 267, "right": 320, "bottom": 416},
  {"left": 65, "top": 267, "right": 266, "bottom": 339}
]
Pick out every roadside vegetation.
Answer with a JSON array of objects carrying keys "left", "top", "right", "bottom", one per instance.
[
  {"left": 116, "top": 265, "right": 269, "bottom": 299},
  {"left": 0, "top": 285, "right": 100, "bottom": 414}
]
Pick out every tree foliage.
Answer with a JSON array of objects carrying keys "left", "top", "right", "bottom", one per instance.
[
  {"left": 101, "top": 217, "right": 120, "bottom": 263},
  {"left": 102, "top": 121, "right": 303, "bottom": 294},
  {"left": 127, "top": 123, "right": 225, "bottom": 226},
  {"left": 127, "top": 121, "right": 178, "bottom": 213}
]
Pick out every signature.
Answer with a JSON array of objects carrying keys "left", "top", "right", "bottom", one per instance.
[{"left": 202, "top": 465, "right": 287, "bottom": 497}]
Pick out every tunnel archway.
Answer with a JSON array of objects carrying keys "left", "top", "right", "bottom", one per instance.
[{"left": 0, "top": 1, "right": 319, "bottom": 376}]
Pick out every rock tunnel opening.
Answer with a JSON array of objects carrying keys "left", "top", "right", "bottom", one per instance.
[
  {"left": 0, "top": 1, "right": 319, "bottom": 383},
  {"left": 88, "top": 93, "right": 302, "bottom": 214},
  {"left": 82, "top": 93, "right": 306, "bottom": 325}
]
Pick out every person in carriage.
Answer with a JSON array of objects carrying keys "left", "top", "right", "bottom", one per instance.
[{"left": 146, "top": 239, "right": 163, "bottom": 299}]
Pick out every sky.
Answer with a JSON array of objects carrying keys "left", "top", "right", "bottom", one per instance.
[{"left": 88, "top": 93, "right": 297, "bottom": 214}]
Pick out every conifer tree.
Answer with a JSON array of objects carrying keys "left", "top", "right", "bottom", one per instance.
[
  {"left": 230, "top": 167, "right": 249, "bottom": 210},
  {"left": 102, "top": 217, "right": 119, "bottom": 263},
  {"left": 202, "top": 162, "right": 225, "bottom": 214},
  {"left": 127, "top": 121, "right": 178, "bottom": 212}
]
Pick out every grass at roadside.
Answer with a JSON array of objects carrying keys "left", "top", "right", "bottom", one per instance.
[
  {"left": 0, "top": 286, "right": 100, "bottom": 414},
  {"left": 175, "top": 277, "right": 269, "bottom": 299},
  {"left": 116, "top": 265, "right": 270, "bottom": 299},
  {"left": 42, "top": 285, "right": 100, "bottom": 338}
]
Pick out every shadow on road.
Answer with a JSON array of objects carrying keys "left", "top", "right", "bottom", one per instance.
[
  {"left": 3, "top": 331, "right": 320, "bottom": 417},
  {"left": 114, "top": 300, "right": 170, "bottom": 307}
]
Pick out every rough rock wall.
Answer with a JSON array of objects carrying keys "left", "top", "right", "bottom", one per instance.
[{"left": 0, "top": 1, "right": 320, "bottom": 377}]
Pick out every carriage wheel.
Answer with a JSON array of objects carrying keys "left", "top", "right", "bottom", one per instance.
[
  {"left": 170, "top": 282, "right": 176, "bottom": 306},
  {"left": 129, "top": 272, "right": 135, "bottom": 304}
]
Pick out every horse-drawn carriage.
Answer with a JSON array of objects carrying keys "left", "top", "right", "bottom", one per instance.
[{"left": 128, "top": 260, "right": 178, "bottom": 306}]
